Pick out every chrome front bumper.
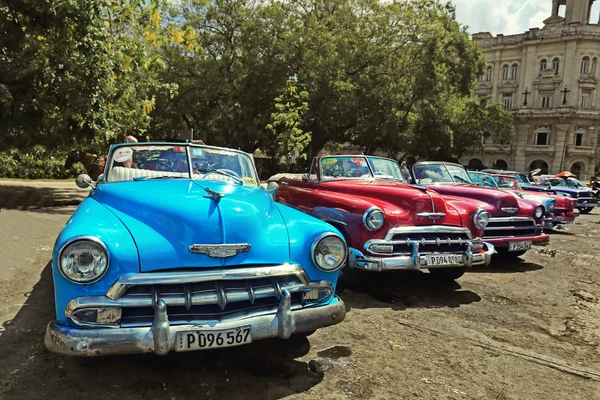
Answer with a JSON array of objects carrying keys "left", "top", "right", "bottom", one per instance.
[
  {"left": 45, "top": 292, "right": 346, "bottom": 357},
  {"left": 348, "top": 242, "right": 495, "bottom": 272}
]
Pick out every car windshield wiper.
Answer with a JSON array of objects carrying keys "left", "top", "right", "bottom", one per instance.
[
  {"left": 133, "top": 176, "right": 188, "bottom": 181},
  {"left": 195, "top": 168, "right": 243, "bottom": 184},
  {"left": 453, "top": 175, "right": 470, "bottom": 184}
]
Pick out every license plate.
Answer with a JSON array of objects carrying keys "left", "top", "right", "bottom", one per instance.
[
  {"left": 426, "top": 254, "right": 462, "bottom": 266},
  {"left": 508, "top": 241, "right": 532, "bottom": 252},
  {"left": 176, "top": 326, "right": 252, "bottom": 352}
]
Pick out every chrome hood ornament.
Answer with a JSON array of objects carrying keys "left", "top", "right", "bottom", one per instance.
[
  {"left": 203, "top": 187, "right": 225, "bottom": 202},
  {"left": 501, "top": 207, "right": 518, "bottom": 214},
  {"left": 189, "top": 243, "right": 251, "bottom": 258}
]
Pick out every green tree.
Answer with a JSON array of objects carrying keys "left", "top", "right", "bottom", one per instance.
[{"left": 266, "top": 80, "right": 311, "bottom": 171}]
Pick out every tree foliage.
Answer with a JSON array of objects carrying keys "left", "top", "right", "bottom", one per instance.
[{"left": 0, "top": 0, "right": 514, "bottom": 165}]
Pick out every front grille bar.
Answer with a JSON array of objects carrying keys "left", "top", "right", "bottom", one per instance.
[{"left": 107, "top": 264, "right": 308, "bottom": 300}]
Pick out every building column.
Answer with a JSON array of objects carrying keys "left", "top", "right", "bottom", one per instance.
[
  {"left": 513, "top": 121, "right": 530, "bottom": 172},
  {"left": 553, "top": 123, "right": 570, "bottom": 173}
]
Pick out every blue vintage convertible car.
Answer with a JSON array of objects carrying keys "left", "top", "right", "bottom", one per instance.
[{"left": 45, "top": 143, "right": 347, "bottom": 358}]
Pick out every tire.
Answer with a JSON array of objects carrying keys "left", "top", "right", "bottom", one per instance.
[
  {"left": 428, "top": 267, "right": 465, "bottom": 281},
  {"left": 496, "top": 249, "right": 527, "bottom": 259},
  {"left": 578, "top": 206, "right": 594, "bottom": 214}
]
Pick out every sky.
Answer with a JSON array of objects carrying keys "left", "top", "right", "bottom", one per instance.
[{"left": 449, "top": 0, "right": 600, "bottom": 35}]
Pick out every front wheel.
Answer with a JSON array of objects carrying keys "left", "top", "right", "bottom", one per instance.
[
  {"left": 428, "top": 267, "right": 465, "bottom": 281},
  {"left": 578, "top": 206, "right": 594, "bottom": 214}
]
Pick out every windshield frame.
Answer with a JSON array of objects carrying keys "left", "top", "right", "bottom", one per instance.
[
  {"left": 316, "top": 155, "right": 404, "bottom": 182},
  {"left": 103, "top": 142, "right": 259, "bottom": 185},
  {"left": 468, "top": 171, "right": 499, "bottom": 189},
  {"left": 411, "top": 162, "right": 474, "bottom": 185}
]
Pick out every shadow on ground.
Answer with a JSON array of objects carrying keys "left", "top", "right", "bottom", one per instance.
[
  {"left": 0, "top": 185, "right": 85, "bottom": 209},
  {"left": 0, "top": 262, "right": 324, "bottom": 400},
  {"left": 468, "top": 256, "right": 545, "bottom": 273},
  {"left": 340, "top": 270, "right": 481, "bottom": 312}
]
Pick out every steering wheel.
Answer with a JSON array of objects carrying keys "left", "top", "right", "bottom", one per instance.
[
  {"left": 157, "top": 159, "right": 175, "bottom": 172},
  {"left": 374, "top": 171, "right": 387, "bottom": 176}
]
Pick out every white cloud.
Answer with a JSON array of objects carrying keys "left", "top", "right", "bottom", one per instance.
[{"left": 448, "top": 0, "right": 600, "bottom": 35}]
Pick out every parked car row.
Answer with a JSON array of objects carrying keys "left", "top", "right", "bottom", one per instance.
[{"left": 45, "top": 143, "right": 586, "bottom": 361}]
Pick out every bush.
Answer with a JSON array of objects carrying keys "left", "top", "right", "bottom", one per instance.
[{"left": 0, "top": 147, "right": 85, "bottom": 180}]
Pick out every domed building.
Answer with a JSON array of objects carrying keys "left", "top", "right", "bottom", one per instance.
[{"left": 461, "top": 0, "right": 600, "bottom": 180}]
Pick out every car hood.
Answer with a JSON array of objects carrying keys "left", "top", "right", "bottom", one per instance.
[
  {"left": 93, "top": 180, "right": 290, "bottom": 272},
  {"left": 318, "top": 179, "right": 462, "bottom": 226},
  {"left": 423, "top": 183, "right": 520, "bottom": 215}
]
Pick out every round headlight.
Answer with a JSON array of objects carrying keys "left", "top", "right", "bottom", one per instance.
[
  {"left": 311, "top": 233, "right": 347, "bottom": 272},
  {"left": 362, "top": 207, "right": 385, "bottom": 231},
  {"left": 59, "top": 238, "right": 109, "bottom": 283},
  {"left": 473, "top": 209, "right": 491, "bottom": 229},
  {"left": 547, "top": 200, "right": 556, "bottom": 213},
  {"left": 535, "top": 206, "right": 544, "bottom": 218}
]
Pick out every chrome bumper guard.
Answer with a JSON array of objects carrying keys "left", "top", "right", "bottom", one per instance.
[
  {"left": 543, "top": 217, "right": 554, "bottom": 230},
  {"left": 45, "top": 293, "right": 346, "bottom": 357},
  {"left": 348, "top": 240, "right": 495, "bottom": 272}
]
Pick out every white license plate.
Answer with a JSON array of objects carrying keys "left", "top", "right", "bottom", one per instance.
[
  {"left": 176, "top": 326, "right": 252, "bottom": 352},
  {"left": 508, "top": 241, "right": 532, "bottom": 252},
  {"left": 426, "top": 254, "right": 462, "bottom": 266}
]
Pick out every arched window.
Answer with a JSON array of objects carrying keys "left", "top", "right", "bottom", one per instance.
[
  {"left": 570, "top": 162, "right": 585, "bottom": 179},
  {"left": 502, "top": 64, "right": 509, "bottom": 80},
  {"left": 581, "top": 56, "right": 590, "bottom": 74},
  {"left": 540, "top": 58, "right": 547, "bottom": 72},
  {"left": 552, "top": 58, "right": 560, "bottom": 75},
  {"left": 529, "top": 160, "right": 549, "bottom": 175},
  {"left": 494, "top": 159, "right": 509, "bottom": 170},
  {"left": 468, "top": 158, "right": 485, "bottom": 171},
  {"left": 486, "top": 66, "right": 493, "bottom": 81},
  {"left": 511, "top": 64, "right": 518, "bottom": 80}
]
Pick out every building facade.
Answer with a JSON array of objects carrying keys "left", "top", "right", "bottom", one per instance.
[{"left": 460, "top": 0, "right": 600, "bottom": 180}]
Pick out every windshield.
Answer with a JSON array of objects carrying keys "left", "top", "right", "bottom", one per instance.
[
  {"left": 366, "top": 157, "right": 404, "bottom": 181},
  {"left": 544, "top": 178, "right": 568, "bottom": 188},
  {"left": 412, "top": 163, "right": 472, "bottom": 184},
  {"left": 566, "top": 178, "right": 588, "bottom": 188},
  {"left": 318, "top": 156, "right": 403, "bottom": 181},
  {"left": 517, "top": 173, "right": 531, "bottom": 184},
  {"left": 468, "top": 172, "right": 497, "bottom": 188},
  {"left": 106, "top": 144, "right": 258, "bottom": 185},
  {"left": 493, "top": 175, "right": 518, "bottom": 188}
]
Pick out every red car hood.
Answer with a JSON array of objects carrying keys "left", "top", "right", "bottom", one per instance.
[
  {"left": 421, "top": 183, "right": 521, "bottom": 216},
  {"left": 318, "top": 180, "right": 464, "bottom": 227}
]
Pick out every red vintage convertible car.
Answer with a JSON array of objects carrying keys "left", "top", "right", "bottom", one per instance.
[
  {"left": 404, "top": 162, "right": 550, "bottom": 257},
  {"left": 268, "top": 155, "right": 495, "bottom": 281}
]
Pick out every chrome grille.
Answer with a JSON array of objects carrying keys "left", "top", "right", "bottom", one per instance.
[
  {"left": 388, "top": 232, "right": 471, "bottom": 255},
  {"left": 364, "top": 226, "right": 474, "bottom": 256},
  {"left": 120, "top": 275, "right": 306, "bottom": 327},
  {"left": 483, "top": 217, "right": 538, "bottom": 239}
]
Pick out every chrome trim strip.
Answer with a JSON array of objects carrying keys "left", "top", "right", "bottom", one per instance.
[
  {"left": 483, "top": 226, "right": 537, "bottom": 231},
  {"left": 487, "top": 217, "right": 534, "bottom": 222},
  {"left": 416, "top": 212, "right": 446, "bottom": 220},
  {"left": 106, "top": 264, "right": 309, "bottom": 300},
  {"left": 46, "top": 298, "right": 346, "bottom": 356},
  {"left": 382, "top": 226, "right": 473, "bottom": 240},
  {"left": 500, "top": 207, "right": 519, "bottom": 214},
  {"left": 349, "top": 242, "right": 495, "bottom": 271}
]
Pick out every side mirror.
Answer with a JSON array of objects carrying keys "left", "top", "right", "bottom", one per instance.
[
  {"left": 76, "top": 174, "right": 95, "bottom": 189},
  {"left": 266, "top": 181, "right": 279, "bottom": 195}
]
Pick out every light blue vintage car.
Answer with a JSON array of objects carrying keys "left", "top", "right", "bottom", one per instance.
[{"left": 45, "top": 142, "right": 347, "bottom": 358}]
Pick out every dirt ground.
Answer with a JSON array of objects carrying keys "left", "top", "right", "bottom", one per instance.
[{"left": 1, "top": 182, "right": 600, "bottom": 399}]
